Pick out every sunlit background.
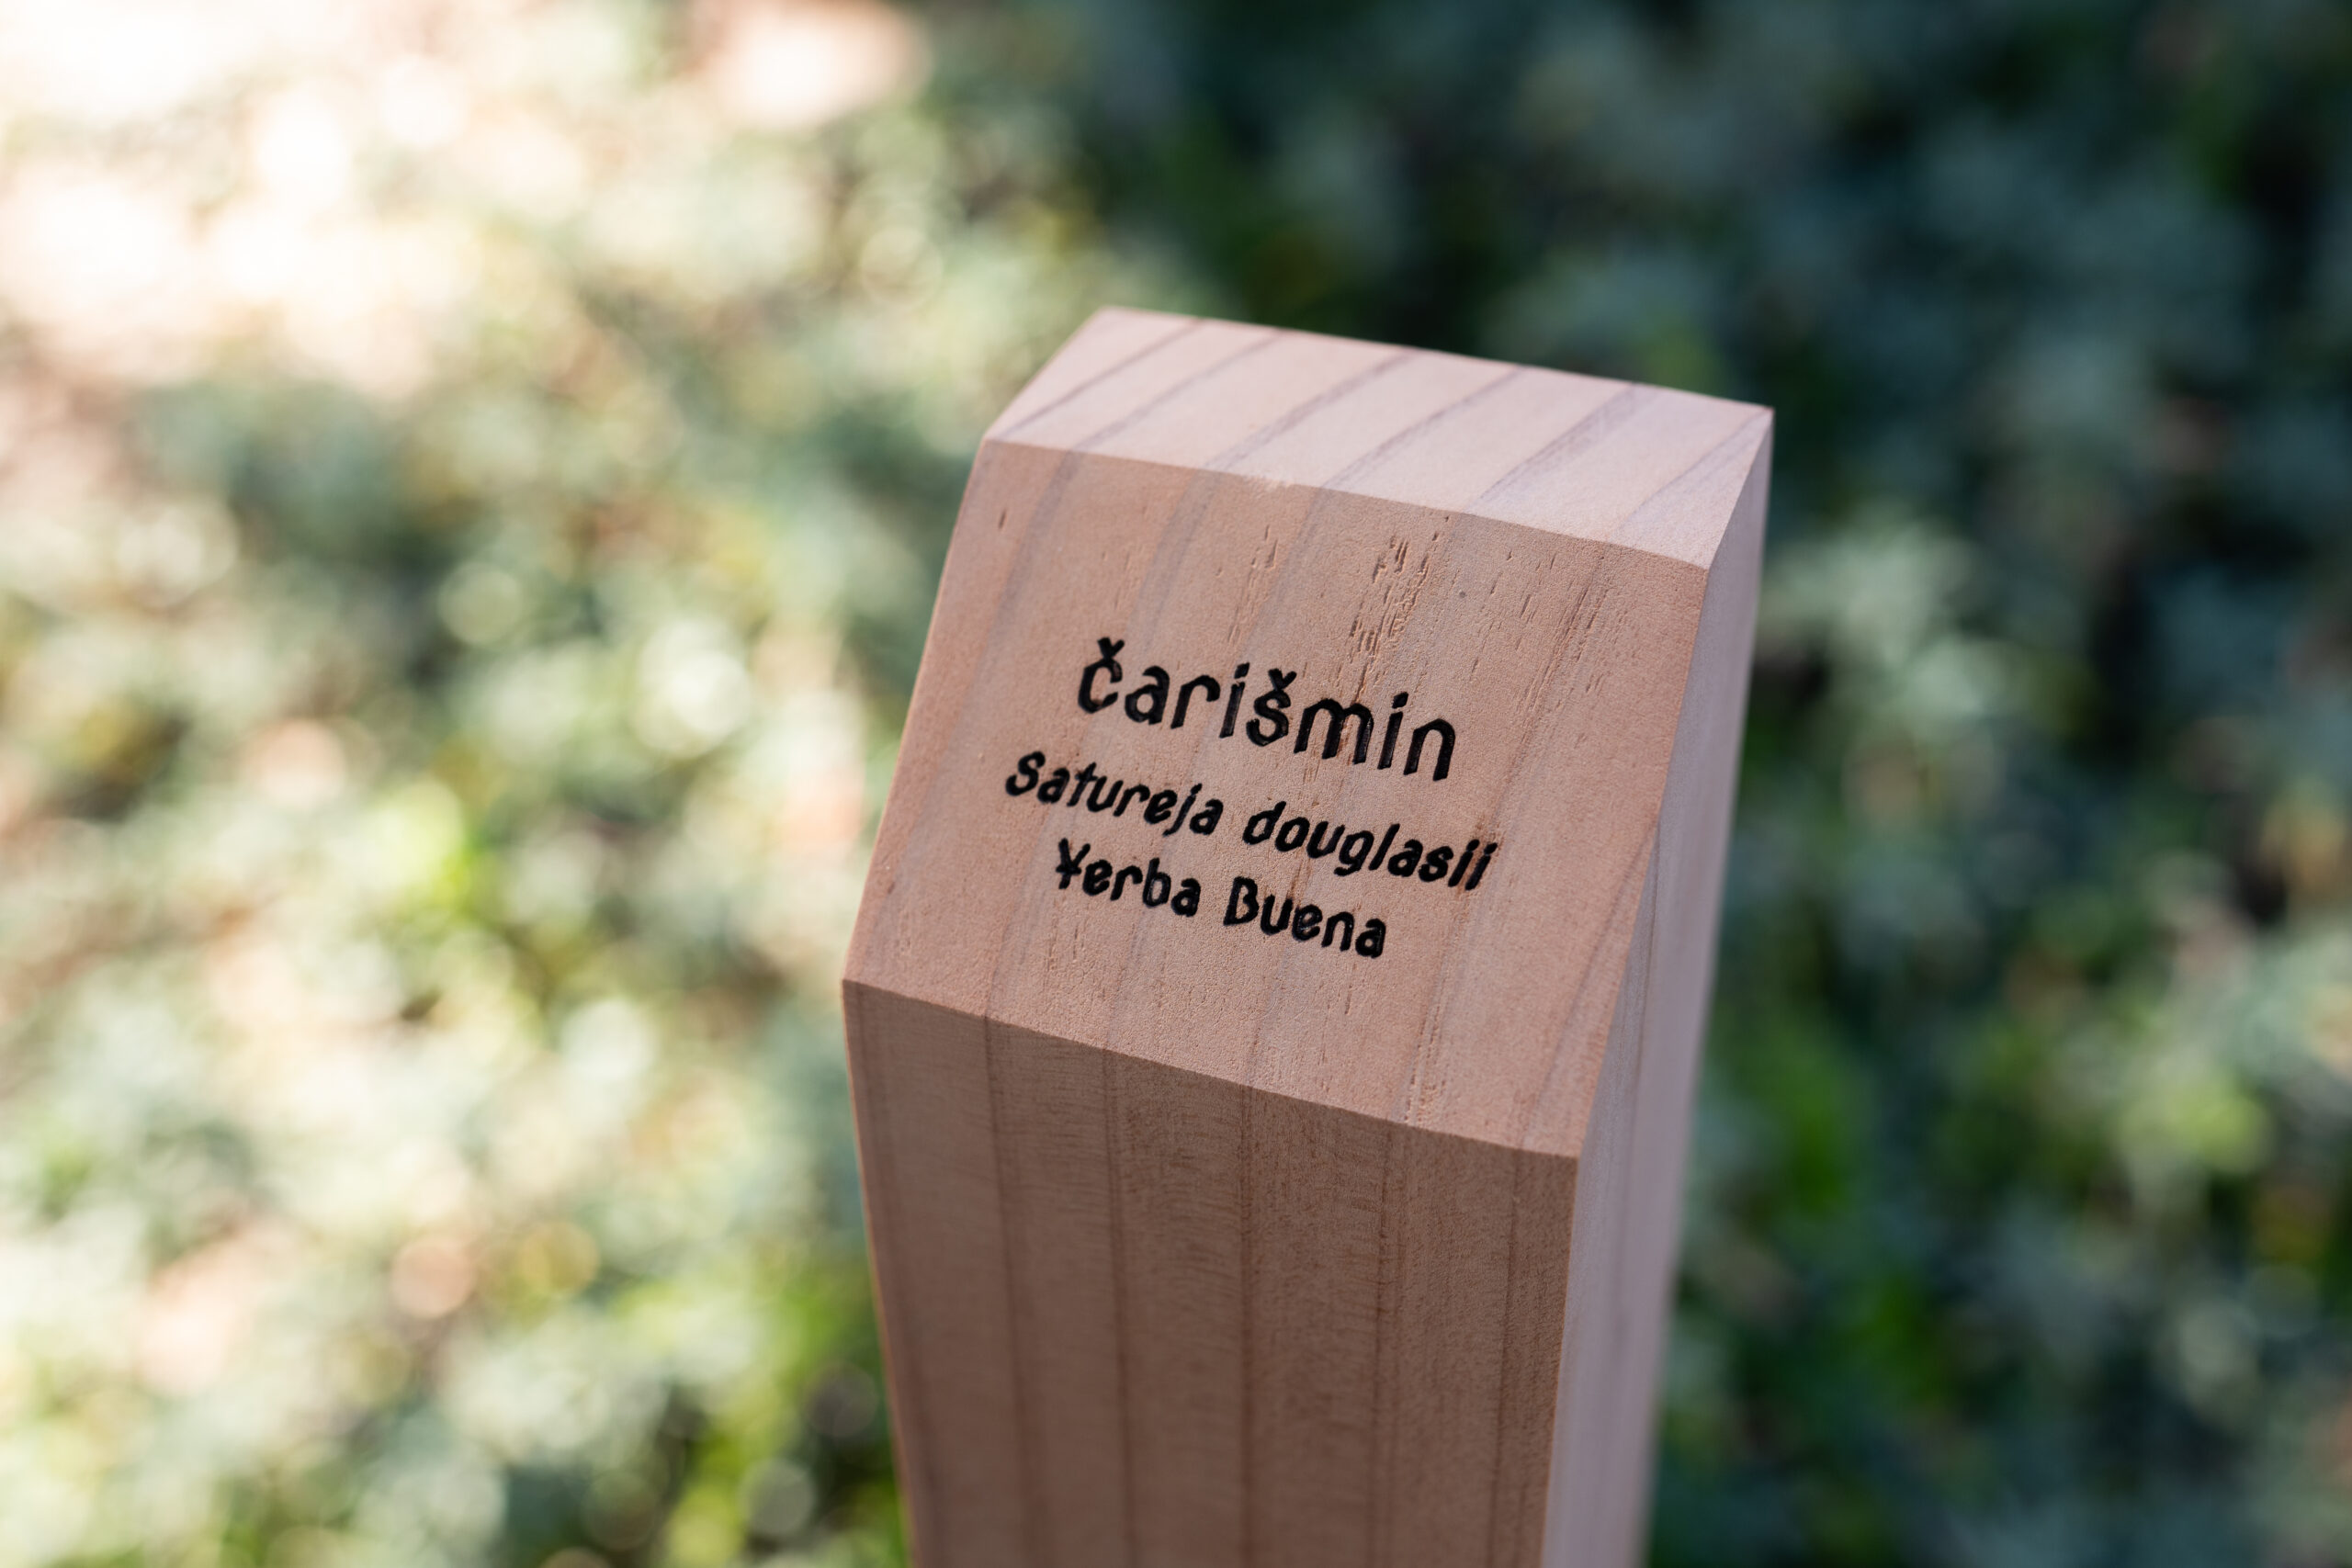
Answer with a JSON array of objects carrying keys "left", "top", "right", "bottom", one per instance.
[{"left": 1, "top": 1, "right": 2348, "bottom": 1564}]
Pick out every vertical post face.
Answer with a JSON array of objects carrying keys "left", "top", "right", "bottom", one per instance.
[{"left": 844, "top": 309, "right": 1770, "bottom": 1568}]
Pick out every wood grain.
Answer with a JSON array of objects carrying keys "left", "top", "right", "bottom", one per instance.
[{"left": 844, "top": 308, "right": 1770, "bottom": 1567}]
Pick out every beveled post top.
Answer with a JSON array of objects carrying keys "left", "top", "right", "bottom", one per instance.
[{"left": 848, "top": 309, "right": 1771, "bottom": 1158}]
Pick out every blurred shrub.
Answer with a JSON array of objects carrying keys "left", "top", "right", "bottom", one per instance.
[
  {"left": 965, "top": 0, "right": 2352, "bottom": 1562},
  {"left": 1, "top": 0, "right": 2348, "bottom": 1565},
  {"left": 0, "top": 0, "right": 1168, "bottom": 1562}
]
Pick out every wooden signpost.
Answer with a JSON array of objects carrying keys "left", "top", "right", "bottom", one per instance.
[{"left": 843, "top": 308, "right": 1770, "bottom": 1568}]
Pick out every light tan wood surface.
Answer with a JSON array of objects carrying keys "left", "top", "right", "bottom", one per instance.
[{"left": 844, "top": 308, "right": 1770, "bottom": 1568}]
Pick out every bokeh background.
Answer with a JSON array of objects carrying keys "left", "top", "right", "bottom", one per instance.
[{"left": 1, "top": 0, "right": 2347, "bottom": 1563}]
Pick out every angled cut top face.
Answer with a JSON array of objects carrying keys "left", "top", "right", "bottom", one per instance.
[{"left": 848, "top": 309, "right": 1770, "bottom": 1159}]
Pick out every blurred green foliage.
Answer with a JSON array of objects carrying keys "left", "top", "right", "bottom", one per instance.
[
  {"left": 983, "top": 2, "right": 2352, "bottom": 1562},
  {"left": 0, "top": 0, "right": 2346, "bottom": 1564}
]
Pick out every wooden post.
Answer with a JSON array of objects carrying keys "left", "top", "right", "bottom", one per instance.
[{"left": 843, "top": 308, "right": 1770, "bottom": 1568}]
